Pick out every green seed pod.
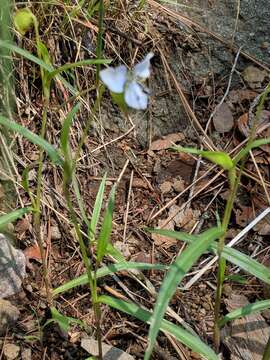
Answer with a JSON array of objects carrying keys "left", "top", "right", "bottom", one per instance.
[{"left": 13, "top": 8, "right": 35, "bottom": 35}]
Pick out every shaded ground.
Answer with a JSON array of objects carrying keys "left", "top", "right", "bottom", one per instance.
[{"left": 1, "top": 0, "right": 270, "bottom": 359}]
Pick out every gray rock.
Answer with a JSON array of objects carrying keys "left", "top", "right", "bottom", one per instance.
[
  {"left": 0, "top": 234, "right": 26, "bottom": 298},
  {"left": 0, "top": 299, "right": 20, "bottom": 335},
  {"left": 81, "top": 338, "right": 135, "bottom": 360}
]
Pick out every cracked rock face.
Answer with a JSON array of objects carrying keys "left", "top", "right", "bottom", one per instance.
[{"left": 0, "top": 234, "right": 26, "bottom": 298}]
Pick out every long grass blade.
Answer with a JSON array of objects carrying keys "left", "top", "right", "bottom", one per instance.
[
  {"left": 148, "top": 228, "right": 270, "bottom": 285},
  {"left": 144, "top": 227, "right": 223, "bottom": 360},
  {"left": 0, "top": 115, "right": 63, "bottom": 165},
  {"left": 96, "top": 185, "right": 116, "bottom": 262},
  {"left": 99, "top": 295, "right": 219, "bottom": 360},
  {"left": 88, "top": 173, "right": 107, "bottom": 242},
  {"left": 52, "top": 262, "right": 167, "bottom": 296},
  {"left": 219, "top": 299, "right": 270, "bottom": 327},
  {"left": 0, "top": 207, "right": 31, "bottom": 229}
]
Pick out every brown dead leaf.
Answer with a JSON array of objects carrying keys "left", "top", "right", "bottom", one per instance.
[
  {"left": 132, "top": 177, "right": 148, "bottom": 189},
  {"left": 254, "top": 213, "right": 270, "bottom": 235},
  {"left": 213, "top": 102, "right": 234, "bottom": 133},
  {"left": 151, "top": 219, "right": 177, "bottom": 248},
  {"left": 150, "top": 133, "right": 185, "bottom": 151},
  {"left": 23, "top": 244, "right": 42, "bottom": 262},
  {"left": 15, "top": 217, "right": 30, "bottom": 236},
  {"left": 228, "top": 89, "right": 257, "bottom": 103},
  {"left": 236, "top": 207, "right": 253, "bottom": 227},
  {"left": 169, "top": 205, "right": 200, "bottom": 231}
]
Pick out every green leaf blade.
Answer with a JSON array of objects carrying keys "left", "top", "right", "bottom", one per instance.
[
  {"left": 52, "top": 262, "right": 167, "bottom": 297},
  {"left": 0, "top": 116, "right": 63, "bottom": 165},
  {"left": 145, "top": 227, "right": 224, "bottom": 360},
  {"left": 96, "top": 185, "right": 116, "bottom": 262},
  {"left": 99, "top": 295, "right": 219, "bottom": 360},
  {"left": 0, "top": 207, "right": 31, "bottom": 230},
  {"left": 219, "top": 299, "right": 270, "bottom": 327}
]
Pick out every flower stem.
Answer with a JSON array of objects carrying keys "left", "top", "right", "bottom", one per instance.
[{"left": 213, "top": 85, "right": 270, "bottom": 350}]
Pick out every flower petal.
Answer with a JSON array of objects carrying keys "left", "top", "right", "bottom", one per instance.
[
  {"left": 124, "top": 81, "right": 148, "bottom": 110},
  {"left": 100, "top": 65, "right": 127, "bottom": 93},
  {"left": 133, "top": 52, "right": 154, "bottom": 79}
]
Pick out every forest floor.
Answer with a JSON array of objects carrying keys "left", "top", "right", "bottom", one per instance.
[{"left": 1, "top": 1, "right": 270, "bottom": 359}]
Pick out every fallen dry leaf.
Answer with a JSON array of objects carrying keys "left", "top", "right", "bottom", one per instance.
[
  {"left": 150, "top": 132, "right": 185, "bottom": 151},
  {"left": 23, "top": 244, "right": 42, "bottom": 262},
  {"left": 235, "top": 207, "right": 253, "bottom": 227},
  {"left": 151, "top": 219, "right": 177, "bottom": 248},
  {"left": 213, "top": 102, "right": 234, "bottom": 133},
  {"left": 228, "top": 89, "right": 257, "bottom": 104}
]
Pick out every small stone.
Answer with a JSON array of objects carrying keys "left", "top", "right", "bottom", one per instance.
[
  {"left": 242, "top": 65, "right": 267, "bottom": 89},
  {"left": 0, "top": 234, "right": 26, "bottom": 298},
  {"left": 172, "top": 179, "right": 185, "bottom": 193},
  {"left": 202, "top": 302, "right": 211, "bottom": 311},
  {"left": 3, "top": 343, "right": 20, "bottom": 359},
  {"left": 51, "top": 225, "right": 61, "bottom": 240},
  {"left": 213, "top": 102, "right": 234, "bottom": 133},
  {"left": 21, "top": 349, "right": 31, "bottom": 360},
  {"left": 261, "top": 41, "right": 269, "bottom": 49},
  {"left": 0, "top": 299, "right": 20, "bottom": 335},
  {"left": 223, "top": 284, "right": 233, "bottom": 297},
  {"left": 160, "top": 181, "right": 172, "bottom": 194}
]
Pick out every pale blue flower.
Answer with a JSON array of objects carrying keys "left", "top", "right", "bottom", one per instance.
[{"left": 100, "top": 52, "right": 154, "bottom": 110}]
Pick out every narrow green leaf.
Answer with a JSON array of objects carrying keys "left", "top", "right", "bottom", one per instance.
[
  {"left": 221, "top": 246, "right": 270, "bottom": 285},
  {"left": 47, "top": 59, "right": 111, "bottom": 82},
  {"left": 145, "top": 227, "right": 224, "bottom": 360},
  {"left": 96, "top": 185, "right": 116, "bottom": 262},
  {"left": 0, "top": 115, "right": 63, "bottom": 165},
  {"left": 44, "top": 307, "right": 84, "bottom": 333},
  {"left": 60, "top": 102, "right": 81, "bottom": 158},
  {"left": 0, "top": 41, "right": 105, "bottom": 96},
  {"left": 52, "top": 262, "right": 167, "bottom": 296},
  {"left": 233, "top": 138, "right": 270, "bottom": 165},
  {"left": 22, "top": 166, "right": 35, "bottom": 206},
  {"left": 148, "top": 228, "right": 270, "bottom": 285},
  {"left": 88, "top": 173, "right": 107, "bottom": 242},
  {"left": 173, "top": 146, "right": 234, "bottom": 170},
  {"left": 106, "top": 243, "right": 126, "bottom": 262},
  {"left": 219, "top": 299, "right": 270, "bottom": 327},
  {"left": 99, "top": 295, "right": 218, "bottom": 360},
  {"left": 72, "top": 174, "right": 89, "bottom": 227},
  {"left": 0, "top": 207, "right": 31, "bottom": 229}
]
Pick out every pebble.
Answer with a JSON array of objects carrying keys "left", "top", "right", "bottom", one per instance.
[
  {"left": 0, "top": 234, "right": 26, "bottom": 298},
  {"left": 160, "top": 181, "right": 172, "bottom": 194},
  {"left": 0, "top": 299, "right": 20, "bottom": 335},
  {"left": 3, "top": 343, "right": 20, "bottom": 360},
  {"left": 21, "top": 348, "right": 32, "bottom": 360},
  {"left": 51, "top": 225, "right": 62, "bottom": 240}
]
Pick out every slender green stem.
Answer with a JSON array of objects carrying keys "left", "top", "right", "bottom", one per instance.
[
  {"left": 33, "top": 101, "right": 52, "bottom": 305},
  {"left": 96, "top": 0, "right": 104, "bottom": 86},
  {"left": 62, "top": 170, "right": 102, "bottom": 359},
  {"left": 263, "top": 336, "right": 270, "bottom": 360},
  {"left": 213, "top": 85, "right": 270, "bottom": 350}
]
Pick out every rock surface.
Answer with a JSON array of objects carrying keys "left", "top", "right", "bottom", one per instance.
[
  {"left": 0, "top": 299, "right": 20, "bottom": 335},
  {"left": 0, "top": 234, "right": 26, "bottom": 298}
]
